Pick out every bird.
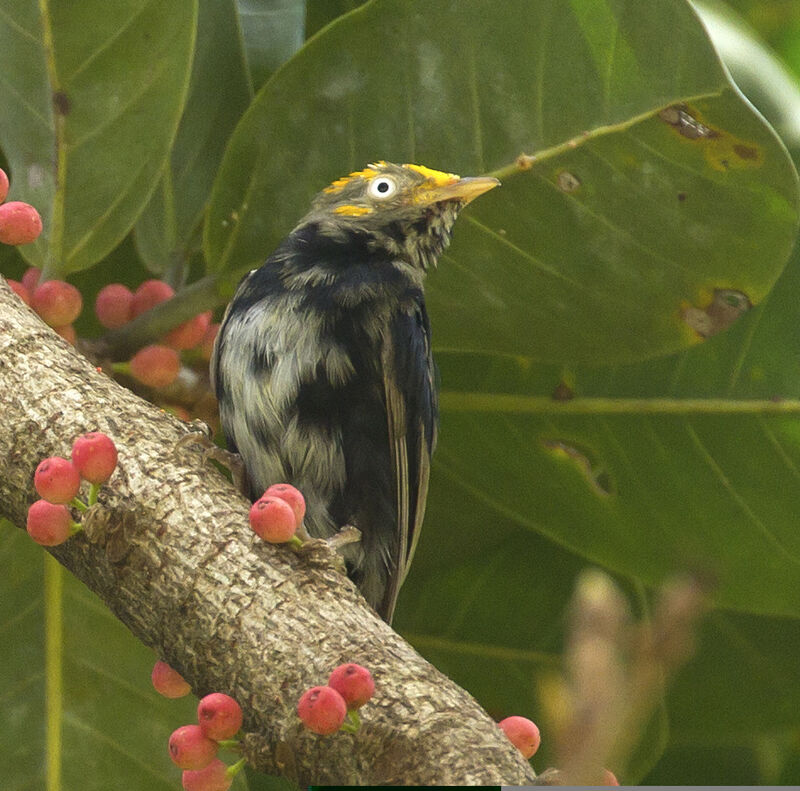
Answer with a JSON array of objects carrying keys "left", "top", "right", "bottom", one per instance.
[{"left": 210, "top": 161, "right": 499, "bottom": 623}]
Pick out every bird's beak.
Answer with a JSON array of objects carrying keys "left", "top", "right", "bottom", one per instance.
[{"left": 418, "top": 175, "right": 500, "bottom": 206}]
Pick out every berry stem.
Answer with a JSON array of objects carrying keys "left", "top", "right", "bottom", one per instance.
[
  {"left": 225, "top": 758, "right": 247, "bottom": 779},
  {"left": 111, "top": 361, "right": 131, "bottom": 376},
  {"left": 346, "top": 709, "right": 361, "bottom": 730},
  {"left": 68, "top": 520, "right": 83, "bottom": 536},
  {"left": 88, "top": 482, "right": 101, "bottom": 506},
  {"left": 288, "top": 535, "right": 304, "bottom": 549},
  {"left": 216, "top": 739, "right": 241, "bottom": 752},
  {"left": 69, "top": 497, "right": 88, "bottom": 512}
]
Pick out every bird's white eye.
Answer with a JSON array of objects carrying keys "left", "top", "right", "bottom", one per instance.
[{"left": 368, "top": 176, "right": 397, "bottom": 200}]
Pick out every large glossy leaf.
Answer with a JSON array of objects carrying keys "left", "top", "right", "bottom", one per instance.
[
  {"left": 0, "top": 520, "right": 265, "bottom": 791},
  {"left": 205, "top": 0, "right": 798, "bottom": 363},
  {"left": 0, "top": 522, "right": 192, "bottom": 789},
  {"left": 0, "top": 0, "right": 197, "bottom": 277},
  {"left": 394, "top": 164, "right": 800, "bottom": 783},
  {"left": 238, "top": 0, "right": 305, "bottom": 90},
  {"left": 134, "top": 0, "right": 252, "bottom": 276},
  {"left": 426, "top": 255, "right": 800, "bottom": 618},
  {"left": 398, "top": 496, "right": 800, "bottom": 781},
  {"left": 692, "top": 0, "right": 800, "bottom": 150},
  {"left": 392, "top": 15, "right": 800, "bottom": 772},
  {"left": 304, "top": 0, "right": 363, "bottom": 37}
]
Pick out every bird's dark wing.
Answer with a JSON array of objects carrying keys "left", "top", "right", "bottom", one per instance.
[{"left": 379, "top": 301, "right": 438, "bottom": 621}]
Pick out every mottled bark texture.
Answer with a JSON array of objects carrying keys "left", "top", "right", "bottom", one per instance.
[{"left": 0, "top": 279, "right": 536, "bottom": 785}]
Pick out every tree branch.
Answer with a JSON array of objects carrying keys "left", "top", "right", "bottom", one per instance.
[{"left": 0, "top": 279, "right": 536, "bottom": 785}]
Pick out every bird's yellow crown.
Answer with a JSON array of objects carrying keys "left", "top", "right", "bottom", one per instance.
[{"left": 323, "top": 161, "right": 460, "bottom": 195}]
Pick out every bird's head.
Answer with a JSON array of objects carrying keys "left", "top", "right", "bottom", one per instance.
[{"left": 298, "top": 161, "right": 499, "bottom": 270}]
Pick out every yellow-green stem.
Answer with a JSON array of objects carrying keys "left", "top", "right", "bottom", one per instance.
[
  {"left": 439, "top": 393, "right": 800, "bottom": 416},
  {"left": 88, "top": 482, "right": 100, "bottom": 506},
  {"left": 44, "top": 554, "right": 63, "bottom": 791},
  {"left": 486, "top": 91, "right": 722, "bottom": 182},
  {"left": 226, "top": 757, "right": 247, "bottom": 779}
]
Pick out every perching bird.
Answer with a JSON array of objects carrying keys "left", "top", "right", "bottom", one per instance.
[{"left": 211, "top": 161, "right": 499, "bottom": 623}]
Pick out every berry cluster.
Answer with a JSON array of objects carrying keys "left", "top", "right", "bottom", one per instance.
[
  {"left": 297, "top": 663, "right": 375, "bottom": 735},
  {"left": 9, "top": 266, "right": 83, "bottom": 345},
  {"left": 7, "top": 268, "right": 220, "bottom": 398},
  {"left": 101, "top": 279, "right": 217, "bottom": 389},
  {"left": 249, "top": 483, "right": 306, "bottom": 547},
  {"left": 0, "top": 167, "right": 43, "bottom": 246},
  {"left": 26, "top": 432, "right": 118, "bottom": 546},
  {"left": 1, "top": 183, "right": 220, "bottom": 429},
  {"left": 0, "top": 169, "right": 81, "bottom": 344},
  {"left": 168, "top": 690, "right": 245, "bottom": 791}
]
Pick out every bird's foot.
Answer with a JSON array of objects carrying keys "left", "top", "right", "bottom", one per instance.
[
  {"left": 176, "top": 428, "right": 247, "bottom": 495},
  {"left": 294, "top": 525, "right": 361, "bottom": 576}
]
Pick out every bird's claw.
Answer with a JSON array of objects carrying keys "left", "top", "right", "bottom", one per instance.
[
  {"left": 176, "top": 429, "right": 248, "bottom": 495},
  {"left": 326, "top": 525, "right": 362, "bottom": 551},
  {"left": 294, "top": 525, "right": 361, "bottom": 576}
]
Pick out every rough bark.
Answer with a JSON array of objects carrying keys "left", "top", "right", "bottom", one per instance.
[{"left": 0, "top": 279, "right": 536, "bottom": 786}]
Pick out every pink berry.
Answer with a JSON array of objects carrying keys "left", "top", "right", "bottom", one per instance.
[
  {"left": 151, "top": 660, "right": 191, "bottom": 698},
  {"left": 0, "top": 168, "right": 8, "bottom": 203},
  {"left": 264, "top": 483, "right": 306, "bottom": 527},
  {"left": 95, "top": 283, "right": 135, "bottom": 329},
  {"left": 31, "top": 280, "right": 83, "bottom": 327},
  {"left": 498, "top": 716, "right": 541, "bottom": 759},
  {"left": 169, "top": 724, "right": 218, "bottom": 770},
  {"left": 297, "top": 686, "right": 347, "bottom": 735},
  {"left": 182, "top": 759, "right": 232, "bottom": 791},
  {"left": 8, "top": 279, "right": 31, "bottom": 305},
  {"left": 249, "top": 496, "right": 298, "bottom": 543},
  {"left": 34, "top": 456, "right": 80, "bottom": 503},
  {"left": 166, "top": 404, "right": 192, "bottom": 421},
  {"left": 22, "top": 266, "right": 41, "bottom": 293},
  {"left": 0, "top": 201, "right": 43, "bottom": 245},
  {"left": 132, "top": 278, "right": 175, "bottom": 317},
  {"left": 53, "top": 323, "right": 77, "bottom": 345},
  {"left": 26, "top": 500, "right": 73, "bottom": 546},
  {"left": 129, "top": 344, "right": 180, "bottom": 388},
  {"left": 327, "top": 663, "right": 374, "bottom": 710},
  {"left": 165, "top": 310, "right": 212, "bottom": 350},
  {"left": 199, "top": 323, "right": 220, "bottom": 362},
  {"left": 71, "top": 432, "right": 118, "bottom": 484},
  {"left": 197, "top": 693, "right": 243, "bottom": 741},
  {"left": 601, "top": 769, "right": 620, "bottom": 786}
]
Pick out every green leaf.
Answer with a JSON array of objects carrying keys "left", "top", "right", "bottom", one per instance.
[
  {"left": 238, "top": 0, "right": 305, "bottom": 90},
  {"left": 134, "top": 0, "right": 252, "bottom": 277},
  {"left": 205, "top": 0, "right": 798, "bottom": 363},
  {"left": 428, "top": 278, "right": 800, "bottom": 618},
  {"left": 304, "top": 0, "right": 364, "bottom": 38},
  {"left": 691, "top": 0, "right": 800, "bottom": 151},
  {"left": 393, "top": 193, "right": 800, "bottom": 780},
  {"left": 397, "top": 483, "right": 671, "bottom": 782},
  {"left": 0, "top": 520, "right": 200, "bottom": 790},
  {"left": 0, "top": 0, "right": 197, "bottom": 277}
]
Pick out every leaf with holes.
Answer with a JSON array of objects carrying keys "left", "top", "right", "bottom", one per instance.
[
  {"left": 205, "top": 0, "right": 799, "bottom": 363},
  {"left": 0, "top": 0, "right": 196, "bottom": 277},
  {"left": 425, "top": 251, "right": 800, "bottom": 619},
  {"left": 394, "top": 220, "right": 800, "bottom": 780}
]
